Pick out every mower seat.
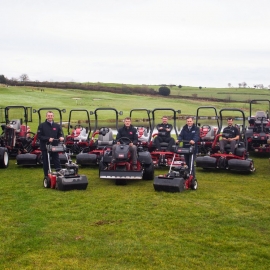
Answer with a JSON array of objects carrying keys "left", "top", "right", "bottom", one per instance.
[
  {"left": 137, "top": 127, "right": 150, "bottom": 142},
  {"left": 97, "top": 128, "right": 114, "bottom": 147},
  {"left": 74, "top": 128, "right": 89, "bottom": 141},
  {"left": 9, "top": 119, "right": 21, "bottom": 133}
]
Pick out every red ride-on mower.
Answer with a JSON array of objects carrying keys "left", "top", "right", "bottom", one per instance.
[
  {"left": 245, "top": 99, "right": 270, "bottom": 154},
  {"left": 99, "top": 137, "right": 154, "bottom": 185},
  {"left": 195, "top": 106, "right": 220, "bottom": 156},
  {"left": 1, "top": 106, "right": 32, "bottom": 159},
  {"left": 148, "top": 108, "right": 183, "bottom": 167},
  {"left": 65, "top": 109, "right": 91, "bottom": 155},
  {"left": 196, "top": 108, "right": 255, "bottom": 173},
  {"left": 43, "top": 142, "right": 88, "bottom": 191},
  {"left": 154, "top": 143, "right": 198, "bottom": 192},
  {"left": 76, "top": 108, "right": 122, "bottom": 166}
]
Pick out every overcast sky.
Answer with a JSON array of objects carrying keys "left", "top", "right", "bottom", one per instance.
[{"left": 1, "top": 0, "right": 270, "bottom": 88}]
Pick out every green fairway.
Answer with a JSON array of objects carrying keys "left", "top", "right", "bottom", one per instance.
[{"left": 0, "top": 84, "right": 270, "bottom": 269}]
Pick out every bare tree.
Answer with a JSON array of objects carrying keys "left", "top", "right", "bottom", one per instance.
[
  {"left": 228, "top": 83, "right": 231, "bottom": 88},
  {"left": 238, "top": 83, "right": 242, "bottom": 88},
  {"left": 20, "top": 74, "right": 29, "bottom": 82},
  {"left": 242, "top": 82, "right": 247, "bottom": 88}
]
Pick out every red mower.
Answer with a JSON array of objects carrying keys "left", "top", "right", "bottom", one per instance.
[
  {"left": 154, "top": 143, "right": 198, "bottom": 192},
  {"left": 43, "top": 141, "right": 88, "bottom": 191},
  {"left": 245, "top": 99, "right": 270, "bottom": 154},
  {"left": 196, "top": 108, "right": 255, "bottom": 173}
]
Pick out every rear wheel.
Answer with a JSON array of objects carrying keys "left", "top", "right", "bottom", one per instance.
[
  {"left": 43, "top": 176, "right": 51, "bottom": 188},
  {"left": 0, "top": 148, "right": 9, "bottom": 168},
  {"left": 190, "top": 178, "right": 198, "bottom": 190}
]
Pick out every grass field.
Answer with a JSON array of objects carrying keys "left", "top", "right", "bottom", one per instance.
[{"left": 0, "top": 85, "right": 270, "bottom": 269}]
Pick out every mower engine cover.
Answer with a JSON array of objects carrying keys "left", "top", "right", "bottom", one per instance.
[{"left": 115, "top": 144, "right": 130, "bottom": 161}]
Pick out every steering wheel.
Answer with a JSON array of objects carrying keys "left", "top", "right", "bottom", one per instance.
[
  {"left": 201, "top": 125, "right": 211, "bottom": 131},
  {"left": 116, "top": 137, "right": 132, "bottom": 145},
  {"left": 25, "top": 131, "right": 36, "bottom": 139},
  {"left": 74, "top": 125, "right": 83, "bottom": 131}
]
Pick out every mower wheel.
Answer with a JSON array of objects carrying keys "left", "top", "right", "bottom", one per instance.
[
  {"left": 0, "top": 148, "right": 9, "bottom": 168},
  {"left": 43, "top": 176, "right": 51, "bottom": 188},
  {"left": 143, "top": 163, "right": 154, "bottom": 180},
  {"left": 190, "top": 178, "right": 198, "bottom": 190}
]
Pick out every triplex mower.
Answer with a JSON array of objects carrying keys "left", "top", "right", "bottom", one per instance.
[
  {"left": 196, "top": 108, "right": 255, "bottom": 173},
  {"left": 148, "top": 108, "right": 183, "bottom": 167},
  {"left": 1, "top": 106, "right": 32, "bottom": 158},
  {"left": 245, "top": 99, "right": 270, "bottom": 154},
  {"left": 43, "top": 141, "right": 88, "bottom": 191},
  {"left": 76, "top": 108, "right": 122, "bottom": 166},
  {"left": 153, "top": 143, "right": 198, "bottom": 192},
  {"left": 195, "top": 106, "right": 220, "bottom": 156},
  {"left": 99, "top": 137, "right": 154, "bottom": 185},
  {"left": 65, "top": 109, "right": 91, "bottom": 155},
  {"left": 16, "top": 107, "right": 68, "bottom": 166}
]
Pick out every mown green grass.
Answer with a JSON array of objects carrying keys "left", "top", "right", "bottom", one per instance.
[
  {"left": 0, "top": 85, "right": 270, "bottom": 269},
  {"left": 0, "top": 155, "right": 269, "bottom": 270}
]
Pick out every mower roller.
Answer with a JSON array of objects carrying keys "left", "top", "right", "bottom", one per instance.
[{"left": 43, "top": 142, "right": 88, "bottom": 191}]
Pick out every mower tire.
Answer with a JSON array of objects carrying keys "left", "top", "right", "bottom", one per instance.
[
  {"left": 190, "top": 178, "right": 198, "bottom": 190},
  {"left": 43, "top": 176, "right": 51, "bottom": 188},
  {"left": 0, "top": 148, "right": 9, "bottom": 169},
  {"left": 143, "top": 163, "right": 154, "bottom": 180}
]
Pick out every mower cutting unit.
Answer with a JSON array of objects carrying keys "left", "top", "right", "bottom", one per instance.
[
  {"left": 148, "top": 108, "right": 183, "bottom": 167},
  {"left": 76, "top": 108, "right": 121, "bottom": 166},
  {"left": 43, "top": 142, "right": 88, "bottom": 191},
  {"left": 154, "top": 144, "right": 198, "bottom": 192},
  {"left": 196, "top": 106, "right": 219, "bottom": 156},
  {"left": 196, "top": 108, "right": 255, "bottom": 172},
  {"left": 245, "top": 99, "right": 270, "bottom": 153},
  {"left": 99, "top": 137, "right": 154, "bottom": 185}
]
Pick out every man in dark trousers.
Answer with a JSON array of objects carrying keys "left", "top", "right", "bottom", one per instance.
[
  {"left": 37, "top": 111, "right": 64, "bottom": 177},
  {"left": 112, "top": 117, "right": 138, "bottom": 169},
  {"left": 176, "top": 117, "right": 200, "bottom": 176},
  {"left": 219, "top": 117, "right": 240, "bottom": 154},
  {"left": 154, "top": 116, "right": 175, "bottom": 151}
]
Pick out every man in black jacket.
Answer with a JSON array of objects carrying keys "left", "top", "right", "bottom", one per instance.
[
  {"left": 37, "top": 111, "right": 64, "bottom": 177},
  {"left": 154, "top": 116, "right": 175, "bottom": 151},
  {"left": 112, "top": 117, "right": 138, "bottom": 169}
]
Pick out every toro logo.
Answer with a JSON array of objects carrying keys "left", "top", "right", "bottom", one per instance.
[
  {"left": 118, "top": 154, "right": 124, "bottom": 158},
  {"left": 53, "top": 128, "right": 56, "bottom": 130},
  {"left": 129, "top": 132, "right": 132, "bottom": 134}
]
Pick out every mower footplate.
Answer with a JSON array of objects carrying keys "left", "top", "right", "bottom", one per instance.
[{"left": 99, "top": 170, "right": 143, "bottom": 179}]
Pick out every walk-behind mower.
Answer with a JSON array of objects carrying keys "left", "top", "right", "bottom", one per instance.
[
  {"left": 76, "top": 108, "right": 122, "bottom": 166},
  {"left": 65, "top": 109, "right": 91, "bottom": 155},
  {"left": 148, "top": 108, "right": 183, "bottom": 167},
  {"left": 245, "top": 99, "right": 270, "bottom": 154},
  {"left": 99, "top": 137, "right": 154, "bottom": 185},
  {"left": 153, "top": 143, "right": 198, "bottom": 192},
  {"left": 195, "top": 106, "right": 219, "bottom": 156},
  {"left": 16, "top": 107, "right": 68, "bottom": 166},
  {"left": 196, "top": 108, "right": 255, "bottom": 173},
  {"left": 43, "top": 142, "right": 88, "bottom": 191}
]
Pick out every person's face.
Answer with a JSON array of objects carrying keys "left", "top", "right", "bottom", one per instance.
[
  {"left": 46, "top": 112, "right": 54, "bottom": 122},
  {"left": 186, "top": 118, "right": 193, "bottom": 127},
  {"left": 227, "top": 119, "right": 233, "bottom": 126},
  {"left": 124, "top": 119, "right": 131, "bottom": 127},
  {"left": 162, "top": 117, "right": 168, "bottom": 124}
]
